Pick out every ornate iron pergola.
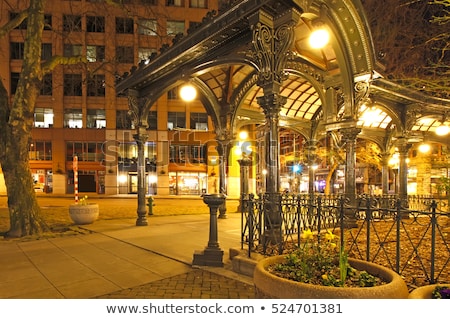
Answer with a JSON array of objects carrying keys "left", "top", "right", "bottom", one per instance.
[{"left": 116, "top": 0, "right": 450, "bottom": 226}]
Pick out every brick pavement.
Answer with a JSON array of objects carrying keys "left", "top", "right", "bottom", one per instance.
[{"left": 97, "top": 269, "right": 255, "bottom": 299}]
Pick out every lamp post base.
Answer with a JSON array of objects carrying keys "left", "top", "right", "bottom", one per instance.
[{"left": 192, "top": 248, "right": 224, "bottom": 267}]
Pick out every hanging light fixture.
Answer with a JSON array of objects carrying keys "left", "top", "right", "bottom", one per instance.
[
  {"left": 309, "top": 27, "right": 329, "bottom": 49},
  {"left": 418, "top": 143, "right": 430, "bottom": 153},
  {"left": 179, "top": 83, "right": 197, "bottom": 102},
  {"left": 434, "top": 113, "right": 449, "bottom": 136},
  {"left": 435, "top": 123, "right": 450, "bottom": 136}
]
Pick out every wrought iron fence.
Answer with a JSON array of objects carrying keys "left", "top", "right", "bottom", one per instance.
[{"left": 241, "top": 193, "right": 450, "bottom": 287}]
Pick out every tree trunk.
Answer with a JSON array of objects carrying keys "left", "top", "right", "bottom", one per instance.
[
  {"left": 324, "top": 162, "right": 338, "bottom": 195},
  {"left": 0, "top": 0, "right": 49, "bottom": 237}
]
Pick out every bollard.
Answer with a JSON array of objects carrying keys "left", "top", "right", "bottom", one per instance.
[
  {"left": 146, "top": 196, "right": 155, "bottom": 215},
  {"left": 192, "top": 193, "right": 226, "bottom": 267}
]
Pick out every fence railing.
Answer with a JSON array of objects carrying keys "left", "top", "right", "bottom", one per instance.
[{"left": 241, "top": 193, "right": 450, "bottom": 287}]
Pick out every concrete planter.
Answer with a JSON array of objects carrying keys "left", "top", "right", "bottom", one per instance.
[
  {"left": 69, "top": 203, "right": 99, "bottom": 225},
  {"left": 254, "top": 255, "right": 409, "bottom": 299},
  {"left": 408, "top": 284, "right": 450, "bottom": 299}
]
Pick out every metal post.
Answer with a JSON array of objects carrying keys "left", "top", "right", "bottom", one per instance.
[
  {"left": 192, "top": 193, "right": 226, "bottom": 267},
  {"left": 217, "top": 140, "right": 230, "bottom": 219},
  {"left": 238, "top": 154, "right": 252, "bottom": 212},
  {"left": 134, "top": 128, "right": 149, "bottom": 226}
]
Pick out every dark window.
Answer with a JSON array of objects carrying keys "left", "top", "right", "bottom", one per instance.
[
  {"left": 190, "top": 112, "right": 208, "bottom": 130},
  {"left": 42, "top": 43, "right": 52, "bottom": 60},
  {"left": 168, "top": 112, "right": 186, "bottom": 129},
  {"left": 116, "top": 110, "right": 133, "bottom": 129},
  {"left": 86, "top": 16, "right": 105, "bottom": 32},
  {"left": 11, "top": 42, "right": 52, "bottom": 60},
  {"left": 10, "top": 42, "right": 24, "bottom": 59},
  {"left": 9, "top": 12, "right": 27, "bottom": 29},
  {"left": 64, "top": 44, "right": 82, "bottom": 57},
  {"left": 116, "top": 46, "right": 134, "bottom": 63},
  {"left": 63, "top": 15, "right": 82, "bottom": 32},
  {"left": 44, "top": 14, "right": 52, "bottom": 30},
  {"left": 167, "top": 87, "right": 178, "bottom": 99},
  {"left": 41, "top": 74, "right": 53, "bottom": 96},
  {"left": 63, "top": 74, "right": 82, "bottom": 96},
  {"left": 148, "top": 111, "right": 157, "bottom": 130},
  {"left": 115, "top": 17, "right": 134, "bottom": 34},
  {"left": 10, "top": 72, "right": 20, "bottom": 94},
  {"left": 9, "top": 12, "right": 51, "bottom": 29},
  {"left": 166, "top": 0, "right": 183, "bottom": 6},
  {"left": 190, "top": 0, "right": 207, "bottom": 8},
  {"left": 86, "top": 74, "right": 105, "bottom": 96}
]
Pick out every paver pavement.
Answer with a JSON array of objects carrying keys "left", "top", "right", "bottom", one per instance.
[{"left": 0, "top": 196, "right": 255, "bottom": 299}]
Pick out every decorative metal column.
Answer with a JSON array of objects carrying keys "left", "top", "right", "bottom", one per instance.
[
  {"left": 397, "top": 137, "right": 411, "bottom": 211},
  {"left": 128, "top": 89, "right": 150, "bottom": 226},
  {"left": 381, "top": 152, "right": 390, "bottom": 195},
  {"left": 305, "top": 140, "right": 318, "bottom": 194},
  {"left": 250, "top": 8, "right": 300, "bottom": 248},
  {"left": 340, "top": 127, "right": 361, "bottom": 227},
  {"left": 133, "top": 128, "right": 149, "bottom": 226},
  {"left": 237, "top": 153, "right": 252, "bottom": 212},
  {"left": 217, "top": 138, "right": 231, "bottom": 218}
]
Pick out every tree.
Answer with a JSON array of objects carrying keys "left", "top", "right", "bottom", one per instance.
[
  {"left": 0, "top": 0, "right": 184, "bottom": 237},
  {"left": 362, "top": 0, "right": 450, "bottom": 98},
  {"left": 0, "top": 0, "right": 86, "bottom": 237}
]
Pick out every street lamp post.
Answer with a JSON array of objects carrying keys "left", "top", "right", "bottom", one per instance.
[
  {"left": 134, "top": 128, "right": 149, "bottom": 226},
  {"left": 128, "top": 89, "right": 150, "bottom": 226}
]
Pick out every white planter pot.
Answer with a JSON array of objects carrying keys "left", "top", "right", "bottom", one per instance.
[
  {"left": 69, "top": 203, "right": 99, "bottom": 225},
  {"left": 254, "top": 255, "right": 409, "bottom": 299}
]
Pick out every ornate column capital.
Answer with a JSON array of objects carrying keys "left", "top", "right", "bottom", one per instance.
[
  {"left": 250, "top": 8, "right": 300, "bottom": 92},
  {"left": 339, "top": 127, "right": 361, "bottom": 142},
  {"left": 257, "top": 93, "right": 287, "bottom": 116},
  {"left": 128, "top": 89, "right": 149, "bottom": 129}
]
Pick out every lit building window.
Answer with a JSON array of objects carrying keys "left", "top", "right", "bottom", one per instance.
[
  {"left": 138, "top": 19, "right": 157, "bottom": 36},
  {"left": 87, "top": 109, "right": 106, "bottom": 128},
  {"left": 34, "top": 108, "right": 54, "bottom": 128},
  {"left": 64, "top": 108, "right": 83, "bottom": 128},
  {"left": 167, "top": 20, "right": 185, "bottom": 36}
]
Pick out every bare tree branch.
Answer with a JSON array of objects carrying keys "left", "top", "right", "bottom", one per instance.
[
  {"left": 41, "top": 55, "right": 88, "bottom": 74},
  {"left": 0, "top": 9, "right": 28, "bottom": 38}
]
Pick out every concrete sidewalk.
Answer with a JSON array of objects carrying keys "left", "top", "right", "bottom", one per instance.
[{"left": 0, "top": 213, "right": 255, "bottom": 299}]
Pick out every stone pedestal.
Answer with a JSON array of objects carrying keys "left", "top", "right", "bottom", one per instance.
[{"left": 193, "top": 194, "right": 226, "bottom": 267}]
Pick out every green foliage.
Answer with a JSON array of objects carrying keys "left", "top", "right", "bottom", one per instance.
[{"left": 270, "top": 229, "right": 381, "bottom": 287}]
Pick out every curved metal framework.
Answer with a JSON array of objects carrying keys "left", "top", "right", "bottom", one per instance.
[{"left": 116, "top": 0, "right": 450, "bottom": 224}]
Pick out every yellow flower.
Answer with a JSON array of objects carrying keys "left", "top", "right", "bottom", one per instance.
[
  {"left": 325, "top": 230, "right": 335, "bottom": 242},
  {"left": 301, "top": 229, "right": 313, "bottom": 240},
  {"left": 322, "top": 274, "right": 328, "bottom": 280}
]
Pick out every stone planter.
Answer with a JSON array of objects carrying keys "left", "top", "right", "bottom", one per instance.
[
  {"left": 254, "top": 255, "right": 409, "bottom": 299},
  {"left": 408, "top": 284, "right": 450, "bottom": 299},
  {"left": 69, "top": 203, "right": 99, "bottom": 225}
]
